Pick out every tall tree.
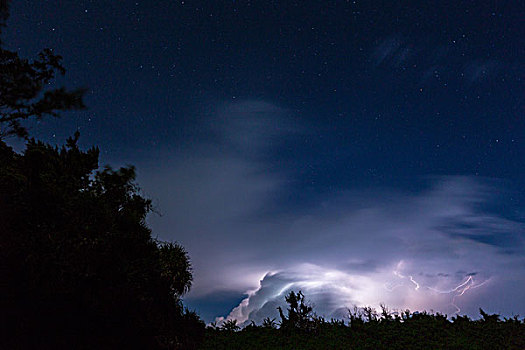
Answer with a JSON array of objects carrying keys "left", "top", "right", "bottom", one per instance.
[
  {"left": 0, "top": 3, "right": 204, "bottom": 348},
  {"left": 1, "top": 136, "right": 203, "bottom": 349}
]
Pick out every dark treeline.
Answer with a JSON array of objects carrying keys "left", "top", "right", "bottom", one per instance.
[
  {"left": 1, "top": 1, "right": 524, "bottom": 349},
  {"left": 203, "top": 291, "right": 525, "bottom": 350}
]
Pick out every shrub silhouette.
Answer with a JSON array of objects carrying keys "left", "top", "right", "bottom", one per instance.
[
  {"left": 262, "top": 317, "right": 277, "bottom": 329},
  {"left": 220, "top": 319, "right": 241, "bottom": 332},
  {"left": 201, "top": 291, "right": 525, "bottom": 350}
]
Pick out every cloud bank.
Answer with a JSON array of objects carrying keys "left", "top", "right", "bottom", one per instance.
[
  {"left": 222, "top": 178, "right": 525, "bottom": 325},
  {"left": 137, "top": 100, "right": 525, "bottom": 324}
]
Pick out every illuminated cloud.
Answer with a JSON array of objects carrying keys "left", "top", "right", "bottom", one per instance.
[
  {"left": 215, "top": 177, "right": 525, "bottom": 325},
  {"left": 137, "top": 100, "right": 525, "bottom": 323}
]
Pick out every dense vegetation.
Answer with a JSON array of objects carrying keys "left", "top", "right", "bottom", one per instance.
[
  {"left": 1, "top": 1, "right": 524, "bottom": 348},
  {"left": 1, "top": 136, "right": 205, "bottom": 349},
  {"left": 202, "top": 291, "right": 525, "bottom": 350},
  {"left": 1, "top": 2, "right": 203, "bottom": 348}
]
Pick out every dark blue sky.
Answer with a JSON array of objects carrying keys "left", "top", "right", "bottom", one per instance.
[{"left": 5, "top": 0, "right": 525, "bottom": 323}]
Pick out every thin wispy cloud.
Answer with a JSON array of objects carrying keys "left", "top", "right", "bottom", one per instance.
[{"left": 371, "top": 35, "right": 519, "bottom": 88}]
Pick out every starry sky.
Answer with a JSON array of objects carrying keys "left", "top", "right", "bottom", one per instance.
[{"left": 5, "top": 0, "right": 525, "bottom": 323}]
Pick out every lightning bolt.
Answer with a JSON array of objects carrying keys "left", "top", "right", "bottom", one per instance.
[
  {"left": 409, "top": 275, "right": 420, "bottom": 290},
  {"left": 392, "top": 270, "right": 420, "bottom": 291},
  {"left": 426, "top": 275, "right": 490, "bottom": 313},
  {"left": 389, "top": 263, "right": 490, "bottom": 314},
  {"left": 451, "top": 277, "right": 489, "bottom": 313}
]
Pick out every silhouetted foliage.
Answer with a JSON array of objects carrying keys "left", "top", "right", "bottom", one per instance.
[
  {"left": 278, "top": 290, "right": 315, "bottom": 332},
  {"left": 479, "top": 308, "right": 500, "bottom": 323},
  {"left": 0, "top": 47, "right": 86, "bottom": 139},
  {"left": 158, "top": 241, "right": 193, "bottom": 296},
  {"left": 202, "top": 291, "right": 525, "bottom": 350},
  {"left": 0, "top": 1, "right": 85, "bottom": 140},
  {"left": 0, "top": 7, "right": 204, "bottom": 348},
  {"left": 3, "top": 3, "right": 523, "bottom": 348},
  {"left": 220, "top": 319, "right": 241, "bottom": 332},
  {"left": 1, "top": 136, "right": 205, "bottom": 349},
  {"left": 262, "top": 317, "right": 277, "bottom": 329}
]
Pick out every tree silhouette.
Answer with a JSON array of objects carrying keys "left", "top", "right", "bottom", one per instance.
[
  {"left": 1, "top": 136, "right": 204, "bottom": 348},
  {"left": 0, "top": 3, "right": 204, "bottom": 347},
  {"left": 158, "top": 241, "right": 193, "bottom": 296},
  {"left": 278, "top": 290, "right": 314, "bottom": 332},
  {"left": 479, "top": 308, "right": 500, "bottom": 323},
  {"left": 0, "top": 0, "right": 84, "bottom": 139},
  {"left": 220, "top": 319, "right": 241, "bottom": 332},
  {"left": 262, "top": 317, "right": 277, "bottom": 329}
]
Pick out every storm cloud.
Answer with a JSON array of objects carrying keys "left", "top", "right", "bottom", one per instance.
[{"left": 137, "top": 100, "right": 525, "bottom": 323}]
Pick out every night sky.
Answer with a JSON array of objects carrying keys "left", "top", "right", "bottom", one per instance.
[{"left": 5, "top": 0, "right": 525, "bottom": 323}]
